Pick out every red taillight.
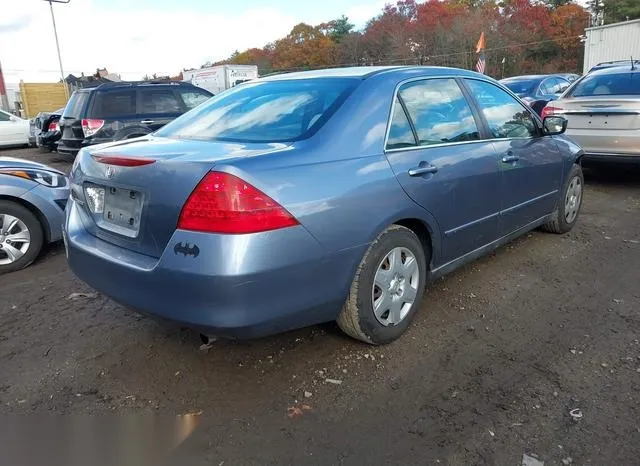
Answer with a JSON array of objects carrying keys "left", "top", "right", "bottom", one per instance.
[
  {"left": 178, "top": 172, "right": 299, "bottom": 234},
  {"left": 92, "top": 155, "right": 156, "bottom": 166},
  {"left": 541, "top": 106, "right": 563, "bottom": 119},
  {"left": 82, "top": 118, "right": 105, "bottom": 137},
  {"left": 49, "top": 121, "right": 58, "bottom": 132}
]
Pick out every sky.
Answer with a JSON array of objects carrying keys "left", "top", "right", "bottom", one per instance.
[{"left": 0, "top": 0, "right": 387, "bottom": 84}]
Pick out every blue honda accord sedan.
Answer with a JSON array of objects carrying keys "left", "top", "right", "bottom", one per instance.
[{"left": 64, "top": 66, "right": 584, "bottom": 344}]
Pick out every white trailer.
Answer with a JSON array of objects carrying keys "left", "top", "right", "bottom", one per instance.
[
  {"left": 183, "top": 65, "right": 258, "bottom": 95},
  {"left": 583, "top": 19, "right": 640, "bottom": 73}
]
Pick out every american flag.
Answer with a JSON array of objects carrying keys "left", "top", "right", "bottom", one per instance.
[
  {"left": 475, "top": 32, "right": 486, "bottom": 75},
  {"left": 476, "top": 52, "right": 486, "bottom": 74}
]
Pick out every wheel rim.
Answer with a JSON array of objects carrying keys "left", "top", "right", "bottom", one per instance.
[
  {"left": 0, "top": 214, "right": 31, "bottom": 265},
  {"left": 564, "top": 176, "right": 582, "bottom": 224},
  {"left": 372, "top": 246, "right": 420, "bottom": 326}
]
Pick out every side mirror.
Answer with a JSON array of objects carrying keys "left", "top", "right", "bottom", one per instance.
[
  {"left": 9, "top": 116, "right": 18, "bottom": 122},
  {"left": 543, "top": 116, "right": 567, "bottom": 135}
]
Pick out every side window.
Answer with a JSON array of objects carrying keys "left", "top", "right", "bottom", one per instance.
[
  {"left": 398, "top": 78, "right": 480, "bottom": 146},
  {"left": 179, "top": 89, "right": 212, "bottom": 110},
  {"left": 139, "top": 89, "right": 182, "bottom": 114},
  {"left": 386, "top": 97, "right": 416, "bottom": 150},
  {"left": 0, "top": 111, "right": 10, "bottom": 122},
  {"left": 92, "top": 90, "right": 136, "bottom": 118},
  {"left": 556, "top": 78, "right": 570, "bottom": 94},
  {"left": 465, "top": 79, "right": 537, "bottom": 139},
  {"left": 539, "top": 78, "right": 554, "bottom": 95},
  {"left": 542, "top": 77, "right": 567, "bottom": 95}
]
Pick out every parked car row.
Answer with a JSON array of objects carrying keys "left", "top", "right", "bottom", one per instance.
[
  {"left": 3, "top": 62, "right": 637, "bottom": 346},
  {"left": 0, "top": 109, "right": 30, "bottom": 148},
  {"left": 57, "top": 81, "right": 212, "bottom": 158},
  {"left": 542, "top": 62, "right": 640, "bottom": 162},
  {"left": 499, "top": 73, "right": 578, "bottom": 115},
  {"left": 30, "top": 108, "right": 64, "bottom": 151}
]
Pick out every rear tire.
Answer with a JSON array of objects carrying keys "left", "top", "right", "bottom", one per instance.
[
  {"left": 542, "top": 163, "right": 583, "bottom": 234},
  {"left": 0, "top": 201, "right": 44, "bottom": 274},
  {"left": 337, "top": 225, "right": 428, "bottom": 345}
]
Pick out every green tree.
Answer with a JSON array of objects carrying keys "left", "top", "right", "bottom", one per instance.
[
  {"left": 319, "top": 15, "right": 355, "bottom": 43},
  {"left": 603, "top": 0, "right": 640, "bottom": 23}
]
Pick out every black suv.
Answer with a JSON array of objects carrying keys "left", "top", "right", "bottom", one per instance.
[{"left": 57, "top": 81, "right": 212, "bottom": 157}]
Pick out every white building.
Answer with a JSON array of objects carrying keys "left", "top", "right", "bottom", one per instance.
[
  {"left": 5, "top": 83, "right": 21, "bottom": 114},
  {"left": 583, "top": 19, "right": 640, "bottom": 73}
]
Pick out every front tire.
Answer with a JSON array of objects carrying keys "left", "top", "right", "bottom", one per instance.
[
  {"left": 542, "top": 164, "right": 583, "bottom": 234},
  {"left": 337, "top": 225, "right": 428, "bottom": 345},
  {"left": 0, "top": 201, "right": 44, "bottom": 274}
]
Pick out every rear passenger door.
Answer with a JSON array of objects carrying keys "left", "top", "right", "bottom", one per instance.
[
  {"left": 463, "top": 79, "right": 564, "bottom": 236},
  {"left": 384, "top": 78, "right": 502, "bottom": 265},
  {"left": 137, "top": 87, "right": 184, "bottom": 132}
]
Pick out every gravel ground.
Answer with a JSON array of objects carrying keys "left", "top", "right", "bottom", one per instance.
[{"left": 1, "top": 147, "right": 639, "bottom": 465}]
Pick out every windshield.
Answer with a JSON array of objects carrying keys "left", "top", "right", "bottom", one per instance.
[
  {"left": 568, "top": 72, "right": 640, "bottom": 97},
  {"left": 502, "top": 79, "right": 539, "bottom": 95},
  {"left": 156, "top": 78, "right": 359, "bottom": 143}
]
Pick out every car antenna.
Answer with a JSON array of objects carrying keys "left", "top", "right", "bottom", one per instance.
[{"left": 632, "top": 56, "right": 636, "bottom": 70}]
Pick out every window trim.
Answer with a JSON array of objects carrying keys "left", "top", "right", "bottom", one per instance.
[{"left": 384, "top": 76, "right": 487, "bottom": 153}]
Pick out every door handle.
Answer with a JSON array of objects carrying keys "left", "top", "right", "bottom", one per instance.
[
  {"left": 501, "top": 153, "right": 519, "bottom": 163},
  {"left": 140, "top": 120, "right": 155, "bottom": 125},
  {"left": 408, "top": 164, "right": 438, "bottom": 176}
]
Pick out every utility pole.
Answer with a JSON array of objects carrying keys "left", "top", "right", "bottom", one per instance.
[{"left": 44, "top": 0, "right": 71, "bottom": 98}]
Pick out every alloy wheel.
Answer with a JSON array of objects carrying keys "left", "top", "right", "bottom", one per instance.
[{"left": 0, "top": 214, "right": 31, "bottom": 265}]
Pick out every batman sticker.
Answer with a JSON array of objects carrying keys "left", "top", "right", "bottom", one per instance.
[{"left": 174, "top": 242, "right": 200, "bottom": 258}]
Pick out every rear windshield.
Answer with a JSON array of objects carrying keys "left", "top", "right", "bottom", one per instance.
[
  {"left": 568, "top": 72, "right": 640, "bottom": 97},
  {"left": 502, "top": 79, "right": 538, "bottom": 95},
  {"left": 62, "top": 91, "right": 89, "bottom": 119},
  {"left": 156, "top": 78, "right": 359, "bottom": 143}
]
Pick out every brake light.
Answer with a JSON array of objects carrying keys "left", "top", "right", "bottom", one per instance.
[
  {"left": 541, "top": 106, "right": 563, "bottom": 119},
  {"left": 82, "top": 118, "right": 105, "bottom": 137},
  {"left": 49, "top": 121, "right": 58, "bottom": 132},
  {"left": 178, "top": 172, "right": 299, "bottom": 234},
  {"left": 91, "top": 155, "right": 156, "bottom": 166}
]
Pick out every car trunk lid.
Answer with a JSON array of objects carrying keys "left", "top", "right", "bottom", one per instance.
[
  {"left": 71, "top": 136, "right": 291, "bottom": 258},
  {"left": 556, "top": 97, "right": 640, "bottom": 130}
]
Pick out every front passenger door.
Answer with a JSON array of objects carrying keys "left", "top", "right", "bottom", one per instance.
[{"left": 463, "top": 79, "right": 564, "bottom": 235}]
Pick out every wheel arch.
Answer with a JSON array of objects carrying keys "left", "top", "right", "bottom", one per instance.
[
  {"left": 0, "top": 195, "right": 50, "bottom": 242},
  {"left": 368, "top": 207, "right": 442, "bottom": 271},
  {"left": 393, "top": 218, "right": 434, "bottom": 268}
]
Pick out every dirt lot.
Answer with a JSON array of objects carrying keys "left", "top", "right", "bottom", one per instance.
[{"left": 1, "top": 147, "right": 639, "bottom": 465}]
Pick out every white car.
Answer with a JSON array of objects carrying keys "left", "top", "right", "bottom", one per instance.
[{"left": 0, "top": 109, "right": 30, "bottom": 148}]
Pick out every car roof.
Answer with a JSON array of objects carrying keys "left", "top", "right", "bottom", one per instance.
[
  {"left": 501, "top": 74, "right": 570, "bottom": 83},
  {"left": 259, "top": 66, "right": 485, "bottom": 82},
  {"left": 76, "top": 81, "right": 200, "bottom": 92},
  {"left": 587, "top": 64, "right": 639, "bottom": 76}
]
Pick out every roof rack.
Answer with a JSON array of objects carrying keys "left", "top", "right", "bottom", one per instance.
[{"left": 91, "top": 80, "right": 190, "bottom": 90}]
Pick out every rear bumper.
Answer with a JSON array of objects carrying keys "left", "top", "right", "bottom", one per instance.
[
  {"left": 58, "top": 137, "right": 111, "bottom": 156},
  {"left": 566, "top": 128, "right": 640, "bottom": 158},
  {"left": 64, "top": 199, "right": 361, "bottom": 339},
  {"left": 582, "top": 152, "right": 640, "bottom": 164}
]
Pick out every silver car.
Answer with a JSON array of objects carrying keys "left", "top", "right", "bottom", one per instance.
[
  {"left": 0, "top": 157, "right": 69, "bottom": 273},
  {"left": 543, "top": 64, "right": 639, "bottom": 162}
]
